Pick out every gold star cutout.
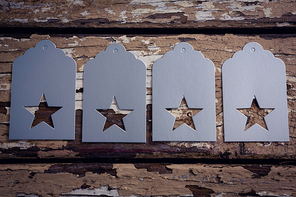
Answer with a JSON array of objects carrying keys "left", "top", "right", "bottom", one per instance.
[
  {"left": 25, "top": 94, "right": 62, "bottom": 129},
  {"left": 237, "top": 97, "right": 274, "bottom": 131},
  {"left": 166, "top": 97, "right": 202, "bottom": 130},
  {"left": 97, "top": 97, "right": 133, "bottom": 131}
]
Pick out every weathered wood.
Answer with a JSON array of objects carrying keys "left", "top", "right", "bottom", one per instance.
[
  {"left": 0, "top": 34, "right": 296, "bottom": 160},
  {"left": 0, "top": 0, "right": 296, "bottom": 29},
  {"left": 0, "top": 163, "right": 296, "bottom": 196}
]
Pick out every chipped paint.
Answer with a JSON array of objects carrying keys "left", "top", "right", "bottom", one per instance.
[
  {"left": 220, "top": 13, "right": 244, "bottom": 21},
  {"left": 0, "top": 141, "right": 34, "bottom": 149},
  {"left": 61, "top": 186, "right": 120, "bottom": 196},
  {"left": 9, "top": 18, "right": 28, "bottom": 23},
  {"left": 62, "top": 48, "right": 76, "bottom": 58},
  {"left": 80, "top": 10, "right": 90, "bottom": 16},
  {"left": 195, "top": 11, "right": 215, "bottom": 21},
  {"left": 277, "top": 22, "right": 291, "bottom": 27},
  {"left": 41, "top": 7, "right": 51, "bottom": 12},
  {"left": 68, "top": 40, "right": 79, "bottom": 46},
  {"left": 263, "top": 7, "right": 272, "bottom": 18},
  {"left": 168, "top": 142, "right": 214, "bottom": 149},
  {"left": 117, "top": 35, "right": 136, "bottom": 44},
  {"left": 105, "top": 8, "right": 116, "bottom": 15},
  {"left": 118, "top": 11, "right": 127, "bottom": 23}
]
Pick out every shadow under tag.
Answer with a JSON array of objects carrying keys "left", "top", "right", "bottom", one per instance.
[
  {"left": 82, "top": 43, "right": 146, "bottom": 143},
  {"left": 152, "top": 42, "right": 216, "bottom": 141},
  {"left": 9, "top": 40, "right": 76, "bottom": 140},
  {"left": 222, "top": 42, "right": 289, "bottom": 142}
]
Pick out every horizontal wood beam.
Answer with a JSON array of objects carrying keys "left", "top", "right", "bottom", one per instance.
[{"left": 1, "top": 0, "right": 296, "bottom": 29}]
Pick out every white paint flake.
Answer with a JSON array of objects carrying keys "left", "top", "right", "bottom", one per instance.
[
  {"left": 118, "top": 10, "right": 127, "bottom": 23},
  {"left": 220, "top": 13, "right": 244, "bottom": 21},
  {"left": 195, "top": 11, "right": 215, "bottom": 21},
  {"left": 61, "top": 186, "right": 120, "bottom": 196},
  {"left": 62, "top": 48, "right": 76, "bottom": 58},
  {"left": 68, "top": 40, "right": 79, "bottom": 46},
  {"left": 105, "top": 8, "right": 116, "bottom": 15},
  {"left": 34, "top": 18, "right": 47, "bottom": 22},
  {"left": 41, "top": 7, "right": 51, "bottom": 12},
  {"left": 62, "top": 18, "right": 69, "bottom": 23},
  {"left": 277, "top": 22, "right": 290, "bottom": 27},
  {"left": 67, "top": 0, "right": 85, "bottom": 6},
  {"left": 80, "top": 10, "right": 90, "bottom": 16},
  {"left": 263, "top": 7, "right": 272, "bottom": 17},
  {"left": 10, "top": 19, "right": 28, "bottom": 23}
]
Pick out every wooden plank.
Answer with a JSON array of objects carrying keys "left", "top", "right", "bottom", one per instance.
[
  {"left": 0, "top": 34, "right": 296, "bottom": 160},
  {"left": 0, "top": 0, "right": 296, "bottom": 29},
  {"left": 0, "top": 163, "right": 295, "bottom": 196}
]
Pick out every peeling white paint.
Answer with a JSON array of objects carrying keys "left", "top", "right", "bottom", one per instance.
[
  {"left": 257, "top": 191, "right": 290, "bottom": 197},
  {"left": 10, "top": 19, "right": 28, "bottom": 23},
  {"left": 61, "top": 186, "right": 120, "bottom": 196},
  {"left": 174, "top": 1, "right": 194, "bottom": 7},
  {"left": 0, "top": 83, "right": 11, "bottom": 91},
  {"left": 33, "top": 9, "right": 40, "bottom": 14},
  {"left": 168, "top": 142, "right": 214, "bottom": 149},
  {"left": 62, "top": 48, "right": 76, "bottom": 58},
  {"left": 141, "top": 39, "right": 150, "bottom": 45},
  {"left": 66, "top": 0, "right": 85, "bottom": 6},
  {"left": 34, "top": 18, "right": 47, "bottom": 23},
  {"left": 62, "top": 18, "right": 69, "bottom": 23},
  {"left": 41, "top": 7, "right": 51, "bottom": 12},
  {"left": 195, "top": 11, "right": 215, "bottom": 21},
  {"left": 105, "top": 8, "right": 116, "bottom": 15},
  {"left": 276, "top": 22, "right": 290, "bottom": 27},
  {"left": 118, "top": 11, "right": 127, "bottom": 23},
  {"left": 263, "top": 7, "right": 272, "bottom": 18},
  {"left": 226, "top": 1, "right": 262, "bottom": 12},
  {"left": 117, "top": 35, "right": 136, "bottom": 44},
  {"left": 80, "top": 10, "right": 90, "bottom": 16},
  {"left": 75, "top": 101, "right": 83, "bottom": 110},
  {"left": 0, "top": 141, "right": 34, "bottom": 149},
  {"left": 286, "top": 76, "right": 296, "bottom": 83},
  {"left": 130, "top": 50, "right": 162, "bottom": 69},
  {"left": 220, "top": 13, "right": 244, "bottom": 21},
  {"left": 68, "top": 40, "right": 79, "bottom": 46},
  {"left": 148, "top": 43, "right": 160, "bottom": 54}
]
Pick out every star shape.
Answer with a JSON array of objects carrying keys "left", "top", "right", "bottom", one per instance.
[
  {"left": 97, "top": 97, "right": 133, "bottom": 131},
  {"left": 166, "top": 97, "right": 202, "bottom": 130},
  {"left": 237, "top": 96, "right": 274, "bottom": 131},
  {"left": 25, "top": 94, "right": 62, "bottom": 129}
]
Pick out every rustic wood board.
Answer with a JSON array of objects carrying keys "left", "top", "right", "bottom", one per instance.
[
  {"left": 0, "top": 0, "right": 296, "bottom": 29},
  {"left": 0, "top": 34, "right": 296, "bottom": 160},
  {"left": 0, "top": 163, "right": 296, "bottom": 196}
]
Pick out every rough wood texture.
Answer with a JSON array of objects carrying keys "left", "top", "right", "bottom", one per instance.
[
  {"left": 0, "top": 0, "right": 296, "bottom": 29},
  {"left": 0, "top": 34, "right": 296, "bottom": 160},
  {"left": 0, "top": 163, "right": 296, "bottom": 196}
]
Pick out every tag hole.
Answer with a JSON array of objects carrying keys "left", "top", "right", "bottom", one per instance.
[
  {"left": 113, "top": 48, "right": 118, "bottom": 53},
  {"left": 181, "top": 48, "right": 186, "bottom": 53},
  {"left": 250, "top": 47, "right": 255, "bottom": 52},
  {"left": 43, "top": 45, "right": 48, "bottom": 50}
]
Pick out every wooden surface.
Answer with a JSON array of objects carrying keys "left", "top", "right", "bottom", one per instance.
[
  {"left": 1, "top": 163, "right": 296, "bottom": 196},
  {"left": 1, "top": 0, "right": 296, "bottom": 196},
  {"left": 0, "top": 34, "right": 296, "bottom": 160},
  {"left": 0, "top": 0, "right": 296, "bottom": 29}
]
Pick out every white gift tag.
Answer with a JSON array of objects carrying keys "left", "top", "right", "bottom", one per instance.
[{"left": 222, "top": 42, "right": 289, "bottom": 142}]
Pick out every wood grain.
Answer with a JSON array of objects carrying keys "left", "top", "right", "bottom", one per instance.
[
  {"left": 0, "top": 0, "right": 296, "bottom": 29},
  {"left": 0, "top": 163, "right": 295, "bottom": 196}
]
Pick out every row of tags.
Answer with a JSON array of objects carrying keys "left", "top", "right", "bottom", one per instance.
[{"left": 9, "top": 40, "right": 289, "bottom": 142}]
